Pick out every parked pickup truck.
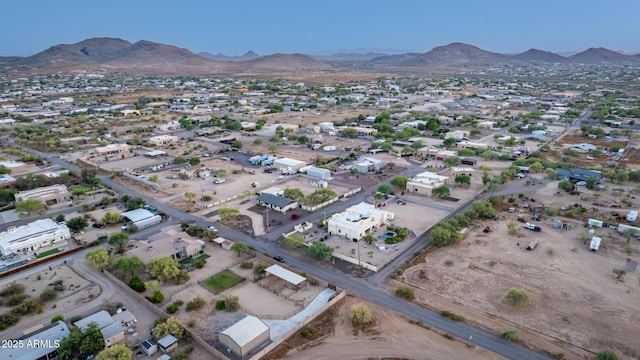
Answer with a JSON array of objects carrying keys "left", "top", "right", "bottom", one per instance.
[{"left": 524, "top": 223, "right": 541, "bottom": 232}]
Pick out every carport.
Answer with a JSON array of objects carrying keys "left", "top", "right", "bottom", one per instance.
[{"left": 265, "top": 264, "right": 307, "bottom": 290}]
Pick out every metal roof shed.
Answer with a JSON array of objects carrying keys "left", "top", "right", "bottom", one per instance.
[
  {"left": 218, "top": 315, "right": 270, "bottom": 359},
  {"left": 121, "top": 208, "right": 155, "bottom": 223},
  {"left": 265, "top": 264, "right": 307, "bottom": 288}
]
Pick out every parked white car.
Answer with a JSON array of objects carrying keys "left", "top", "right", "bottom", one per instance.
[{"left": 213, "top": 179, "right": 226, "bottom": 184}]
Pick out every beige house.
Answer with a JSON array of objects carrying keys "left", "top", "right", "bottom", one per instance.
[
  {"left": 14, "top": 184, "right": 71, "bottom": 207},
  {"left": 406, "top": 171, "right": 449, "bottom": 196},
  {"left": 149, "top": 134, "right": 179, "bottom": 146},
  {"left": 126, "top": 228, "right": 204, "bottom": 264},
  {"left": 95, "top": 143, "right": 130, "bottom": 156},
  {"left": 327, "top": 202, "right": 394, "bottom": 241},
  {"left": 414, "top": 147, "right": 457, "bottom": 161},
  {"left": 446, "top": 130, "right": 470, "bottom": 140}
]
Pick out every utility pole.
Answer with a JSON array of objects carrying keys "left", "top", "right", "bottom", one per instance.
[{"left": 265, "top": 206, "right": 270, "bottom": 232}]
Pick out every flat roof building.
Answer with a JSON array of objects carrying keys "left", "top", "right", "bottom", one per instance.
[
  {"left": 328, "top": 202, "right": 394, "bottom": 241},
  {"left": 0, "top": 218, "right": 71, "bottom": 257},
  {"left": 95, "top": 143, "right": 130, "bottom": 156},
  {"left": 149, "top": 135, "right": 179, "bottom": 146},
  {"left": 14, "top": 184, "right": 71, "bottom": 207},
  {"left": 406, "top": 171, "right": 449, "bottom": 196},
  {"left": 272, "top": 158, "right": 306, "bottom": 173}
]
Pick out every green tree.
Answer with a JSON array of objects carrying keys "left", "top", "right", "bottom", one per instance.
[
  {"left": 615, "top": 170, "right": 629, "bottom": 184},
  {"left": 283, "top": 234, "right": 305, "bottom": 248},
  {"left": 86, "top": 248, "right": 111, "bottom": 269},
  {"left": 253, "top": 138, "right": 262, "bottom": 145},
  {"left": 340, "top": 128, "right": 358, "bottom": 138},
  {"left": 15, "top": 198, "right": 45, "bottom": 214},
  {"left": 471, "top": 201, "right": 496, "bottom": 219},
  {"left": 215, "top": 169, "right": 227, "bottom": 178},
  {"left": 432, "top": 185, "right": 450, "bottom": 198},
  {"left": 173, "top": 156, "right": 186, "bottom": 164},
  {"left": 109, "top": 233, "right": 129, "bottom": 251},
  {"left": 442, "top": 137, "right": 456, "bottom": 147},
  {"left": 430, "top": 224, "right": 462, "bottom": 246},
  {"left": 307, "top": 243, "right": 334, "bottom": 261},
  {"left": 377, "top": 183, "right": 391, "bottom": 194},
  {"left": 230, "top": 242, "right": 250, "bottom": 257},
  {"left": 114, "top": 256, "right": 144, "bottom": 277},
  {"left": 585, "top": 176, "right": 598, "bottom": 189},
  {"left": 283, "top": 188, "right": 305, "bottom": 200},
  {"left": 454, "top": 174, "right": 471, "bottom": 187},
  {"left": 51, "top": 314, "right": 64, "bottom": 323},
  {"left": 504, "top": 288, "right": 531, "bottom": 306},
  {"left": 268, "top": 143, "right": 278, "bottom": 153},
  {"left": 189, "top": 157, "right": 201, "bottom": 166},
  {"left": 231, "top": 140, "right": 243, "bottom": 149},
  {"left": 152, "top": 317, "right": 185, "bottom": 340},
  {"left": 147, "top": 256, "right": 182, "bottom": 283},
  {"left": 66, "top": 216, "right": 88, "bottom": 232},
  {"left": 558, "top": 180, "right": 573, "bottom": 192},
  {"left": 362, "top": 233, "right": 377, "bottom": 246},
  {"left": 148, "top": 174, "right": 159, "bottom": 183},
  {"left": 102, "top": 211, "right": 122, "bottom": 225},
  {"left": 218, "top": 206, "right": 241, "bottom": 221},
  {"left": 184, "top": 191, "right": 196, "bottom": 201},
  {"left": 401, "top": 145, "right": 415, "bottom": 155},
  {"left": 410, "top": 140, "right": 423, "bottom": 149},
  {"left": 443, "top": 156, "right": 462, "bottom": 167},
  {"left": 389, "top": 176, "right": 408, "bottom": 188},
  {"left": 596, "top": 350, "right": 619, "bottom": 360},
  {"left": 96, "top": 344, "right": 132, "bottom": 360},
  {"left": 57, "top": 326, "right": 84, "bottom": 359}
]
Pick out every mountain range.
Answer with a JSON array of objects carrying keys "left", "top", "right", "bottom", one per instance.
[{"left": 0, "top": 38, "right": 638, "bottom": 75}]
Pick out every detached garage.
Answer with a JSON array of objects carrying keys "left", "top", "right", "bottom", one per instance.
[{"left": 218, "top": 315, "right": 270, "bottom": 359}]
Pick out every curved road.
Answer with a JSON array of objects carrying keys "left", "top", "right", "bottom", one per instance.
[{"left": 4, "top": 141, "right": 551, "bottom": 360}]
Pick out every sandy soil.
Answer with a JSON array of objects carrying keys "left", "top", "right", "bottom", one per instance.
[
  {"left": 1, "top": 265, "right": 99, "bottom": 336},
  {"left": 279, "top": 295, "right": 503, "bottom": 360},
  {"left": 399, "top": 184, "right": 640, "bottom": 359}
]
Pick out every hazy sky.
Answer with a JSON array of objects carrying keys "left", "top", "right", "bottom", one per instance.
[{"left": 2, "top": 0, "right": 639, "bottom": 56}]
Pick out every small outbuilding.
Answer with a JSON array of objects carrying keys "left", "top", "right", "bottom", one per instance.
[
  {"left": 265, "top": 264, "right": 307, "bottom": 289},
  {"left": 306, "top": 166, "right": 332, "bottom": 180},
  {"left": 157, "top": 334, "right": 178, "bottom": 353},
  {"left": 218, "top": 315, "right": 270, "bottom": 359}
]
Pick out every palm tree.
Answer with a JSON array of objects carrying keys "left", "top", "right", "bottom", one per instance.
[{"left": 362, "top": 234, "right": 377, "bottom": 246}]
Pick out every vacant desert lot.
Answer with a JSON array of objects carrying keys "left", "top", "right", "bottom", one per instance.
[
  {"left": 275, "top": 295, "right": 503, "bottom": 360},
  {"left": 402, "top": 198, "right": 640, "bottom": 358}
]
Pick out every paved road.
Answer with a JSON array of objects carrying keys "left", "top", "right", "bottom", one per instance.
[{"left": 4, "top": 141, "right": 551, "bottom": 359}]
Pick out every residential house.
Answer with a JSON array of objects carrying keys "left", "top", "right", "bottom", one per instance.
[
  {"left": 95, "top": 143, "right": 130, "bottom": 156},
  {"left": 14, "top": 184, "right": 71, "bottom": 207},
  {"left": 352, "top": 157, "right": 384, "bottom": 174},
  {"left": 149, "top": 135, "right": 179, "bottom": 146},
  {"left": 327, "top": 202, "right": 394, "bottom": 241},
  {"left": 126, "top": 228, "right": 204, "bottom": 264},
  {"left": 406, "top": 171, "right": 449, "bottom": 196},
  {"left": 272, "top": 158, "right": 306, "bottom": 174},
  {"left": 555, "top": 167, "right": 602, "bottom": 183},
  {"left": 73, "top": 310, "right": 125, "bottom": 348},
  {"left": 257, "top": 193, "right": 298, "bottom": 213},
  {"left": 414, "top": 147, "right": 457, "bottom": 161}
]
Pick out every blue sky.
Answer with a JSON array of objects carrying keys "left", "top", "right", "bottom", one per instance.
[{"left": 2, "top": 0, "right": 639, "bottom": 56}]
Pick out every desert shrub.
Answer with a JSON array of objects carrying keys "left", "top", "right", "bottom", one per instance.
[
  {"left": 595, "top": 350, "right": 619, "bottom": 360},
  {"left": 0, "top": 282, "right": 25, "bottom": 297},
  {"left": 395, "top": 286, "right": 415, "bottom": 301},
  {"left": 504, "top": 288, "right": 531, "bottom": 306},
  {"left": 186, "top": 297, "right": 205, "bottom": 311},
  {"left": 6, "top": 294, "right": 27, "bottom": 306},
  {"left": 12, "top": 299, "right": 42, "bottom": 315},
  {"left": 349, "top": 303, "right": 375, "bottom": 327},
  {"left": 240, "top": 261, "right": 254, "bottom": 269},
  {"left": 148, "top": 291, "right": 164, "bottom": 304},
  {"left": 300, "top": 324, "right": 318, "bottom": 339},
  {"left": 173, "top": 300, "right": 184, "bottom": 306},
  {"left": 215, "top": 300, "right": 226, "bottom": 310},
  {"left": 193, "top": 258, "right": 205, "bottom": 269},
  {"left": 51, "top": 314, "right": 64, "bottom": 323},
  {"left": 128, "top": 277, "right": 146, "bottom": 292},
  {"left": 167, "top": 304, "right": 179, "bottom": 314},
  {"left": 501, "top": 328, "right": 519, "bottom": 341},
  {"left": 39, "top": 289, "right": 58, "bottom": 302},
  {"left": 224, "top": 295, "right": 239, "bottom": 312}
]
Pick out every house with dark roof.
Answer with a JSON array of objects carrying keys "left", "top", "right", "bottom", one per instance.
[
  {"left": 257, "top": 193, "right": 298, "bottom": 213},
  {"left": 555, "top": 167, "right": 602, "bottom": 183}
]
